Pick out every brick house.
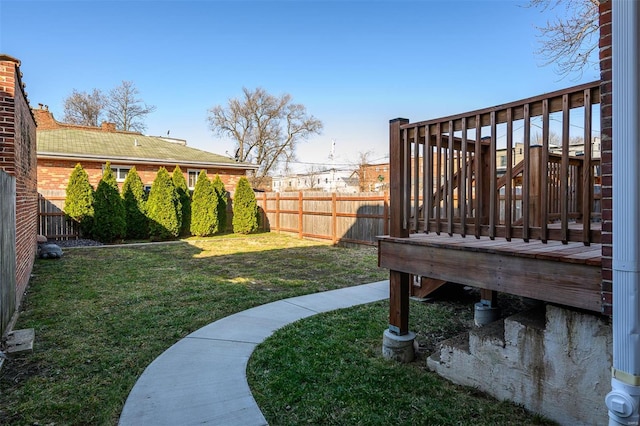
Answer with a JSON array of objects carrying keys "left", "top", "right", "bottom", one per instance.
[
  {"left": 0, "top": 54, "right": 38, "bottom": 335},
  {"left": 34, "top": 106, "right": 257, "bottom": 194}
]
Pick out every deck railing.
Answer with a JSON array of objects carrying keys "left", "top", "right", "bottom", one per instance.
[{"left": 390, "top": 81, "right": 601, "bottom": 245}]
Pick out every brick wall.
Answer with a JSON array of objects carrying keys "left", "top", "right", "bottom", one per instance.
[
  {"left": 599, "top": 0, "right": 612, "bottom": 315},
  {"left": 0, "top": 55, "right": 38, "bottom": 313},
  {"left": 37, "top": 159, "right": 246, "bottom": 192}
]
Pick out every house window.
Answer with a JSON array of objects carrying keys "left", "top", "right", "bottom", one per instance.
[
  {"left": 108, "top": 165, "right": 132, "bottom": 182},
  {"left": 499, "top": 156, "right": 507, "bottom": 167},
  {"left": 187, "top": 169, "right": 200, "bottom": 189}
]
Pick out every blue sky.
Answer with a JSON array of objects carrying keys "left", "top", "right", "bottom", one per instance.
[{"left": 1, "top": 0, "right": 599, "bottom": 173}]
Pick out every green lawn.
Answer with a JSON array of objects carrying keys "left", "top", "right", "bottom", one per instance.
[{"left": 0, "top": 233, "right": 552, "bottom": 425}]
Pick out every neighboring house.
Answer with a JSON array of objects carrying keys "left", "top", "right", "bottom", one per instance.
[
  {"left": 0, "top": 54, "right": 38, "bottom": 336},
  {"left": 358, "top": 162, "right": 389, "bottom": 192},
  {"left": 34, "top": 106, "right": 257, "bottom": 193},
  {"left": 272, "top": 168, "right": 359, "bottom": 193}
]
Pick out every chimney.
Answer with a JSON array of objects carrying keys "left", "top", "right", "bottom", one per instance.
[
  {"left": 101, "top": 122, "right": 116, "bottom": 132},
  {"left": 32, "top": 107, "right": 59, "bottom": 129}
]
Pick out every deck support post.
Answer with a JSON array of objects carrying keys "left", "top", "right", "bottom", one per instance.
[
  {"left": 475, "top": 289, "right": 501, "bottom": 326},
  {"left": 383, "top": 269, "right": 414, "bottom": 362},
  {"left": 383, "top": 118, "right": 415, "bottom": 362}
]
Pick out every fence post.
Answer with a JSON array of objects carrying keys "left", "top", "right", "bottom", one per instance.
[
  {"left": 262, "top": 192, "right": 267, "bottom": 231},
  {"left": 275, "top": 192, "right": 280, "bottom": 233},
  {"left": 298, "top": 191, "right": 303, "bottom": 239},
  {"left": 331, "top": 192, "right": 337, "bottom": 245}
]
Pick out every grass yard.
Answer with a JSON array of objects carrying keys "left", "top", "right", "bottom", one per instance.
[
  {"left": 0, "top": 232, "right": 552, "bottom": 425},
  {"left": 0, "top": 233, "right": 385, "bottom": 424},
  {"left": 248, "top": 298, "right": 554, "bottom": 425}
]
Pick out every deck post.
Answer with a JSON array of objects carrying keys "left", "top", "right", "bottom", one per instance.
[
  {"left": 389, "top": 118, "right": 410, "bottom": 239},
  {"left": 382, "top": 118, "right": 415, "bottom": 362},
  {"left": 475, "top": 288, "right": 500, "bottom": 326}
]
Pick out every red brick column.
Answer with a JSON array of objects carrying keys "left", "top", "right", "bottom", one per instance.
[
  {"left": 0, "top": 54, "right": 38, "bottom": 314},
  {"left": 598, "top": 0, "right": 613, "bottom": 315}
]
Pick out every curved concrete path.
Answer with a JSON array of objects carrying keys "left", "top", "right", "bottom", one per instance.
[{"left": 119, "top": 280, "right": 389, "bottom": 425}]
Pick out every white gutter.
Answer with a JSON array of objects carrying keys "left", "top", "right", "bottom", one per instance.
[{"left": 606, "top": 1, "right": 640, "bottom": 425}]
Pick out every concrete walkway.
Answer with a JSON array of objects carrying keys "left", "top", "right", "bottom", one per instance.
[{"left": 119, "top": 280, "right": 389, "bottom": 426}]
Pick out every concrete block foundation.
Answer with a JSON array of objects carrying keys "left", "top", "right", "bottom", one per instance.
[{"left": 427, "top": 305, "right": 612, "bottom": 426}]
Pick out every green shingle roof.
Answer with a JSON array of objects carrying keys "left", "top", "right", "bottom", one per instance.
[{"left": 37, "top": 128, "right": 255, "bottom": 169}]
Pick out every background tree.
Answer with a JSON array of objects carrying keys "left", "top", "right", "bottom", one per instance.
[
  {"left": 207, "top": 87, "right": 323, "bottom": 187},
  {"left": 63, "top": 89, "right": 106, "bottom": 127},
  {"left": 64, "top": 163, "right": 94, "bottom": 237},
  {"left": 92, "top": 162, "right": 126, "bottom": 243},
  {"left": 529, "top": 0, "right": 600, "bottom": 78},
  {"left": 122, "top": 166, "right": 148, "bottom": 239},
  {"left": 105, "top": 80, "right": 156, "bottom": 132},
  {"left": 232, "top": 177, "right": 258, "bottom": 234},
  {"left": 211, "top": 174, "right": 228, "bottom": 232},
  {"left": 350, "top": 150, "right": 375, "bottom": 192},
  {"left": 146, "top": 167, "right": 181, "bottom": 240},
  {"left": 172, "top": 166, "right": 191, "bottom": 236},
  {"left": 190, "top": 171, "right": 219, "bottom": 237}
]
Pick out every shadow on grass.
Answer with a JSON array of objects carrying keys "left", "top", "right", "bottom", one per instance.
[{"left": 0, "top": 234, "right": 386, "bottom": 425}]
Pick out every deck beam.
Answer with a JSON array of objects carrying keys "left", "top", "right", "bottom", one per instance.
[{"left": 379, "top": 234, "right": 602, "bottom": 313}]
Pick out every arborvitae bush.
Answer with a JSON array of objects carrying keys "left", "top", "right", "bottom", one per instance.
[
  {"left": 65, "top": 163, "right": 94, "bottom": 237},
  {"left": 212, "top": 174, "right": 228, "bottom": 232},
  {"left": 190, "top": 170, "right": 219, "bottom": 236},
  {"left": 172, "top": 166, "right": 191, "bottom": 236},
  {"left": 122, "top": 166, "right": 148, "bottom": 239},
  {"left": 146, "top": 167, "right": 181, "bottom": 240},
  {"left": 232, "top": 176, "right": 258, "bottom": 234},
  {"left": 92, "top": 162, "right": 126, "bottom": 243}
]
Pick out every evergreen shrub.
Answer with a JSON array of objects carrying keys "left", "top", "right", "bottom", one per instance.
[
  {"left": 92, "top": 162, "right": 126, "bottom": 242},
  {"left": 122, "top": 166, "right": 148, "bottom": 239},
  {"left": 212, "top": 174, "right": 228, "bottom": 232},
  {"left": 190, "top": 170, "right": 218, "bottom": 236},
  {"left": 172, "top": 166, "right": 191, "bottom": 236},
  {"left": 64, "top": 163, "right": 94, "bottom": 237},
  {"left": 146, "top": 167, "right": 181, "bottom": 240},
  {"left": 232, "top": 177, "right": 258, "bottom": 234}
]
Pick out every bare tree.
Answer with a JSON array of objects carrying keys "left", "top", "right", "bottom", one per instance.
[
  {"left": 304, "top": 165, "right": 323, "bottom": 190},
  {"left": 534, "top": 131, "right": 562, "bottom": 147},
  {"left": 208, "top": 87, "right": 323, "bottom": 188},
  {"left": 529, "top": 0, "right": 600, "bottom": 78},
  {"left": 105, "top": 81, "right": 156, "bottom": 132},
  {"left": 63, "top": 89, "right": 106, "bottom": 127},
  {"left": 350, "top": 150, "right": 375, "bottom": 192}
]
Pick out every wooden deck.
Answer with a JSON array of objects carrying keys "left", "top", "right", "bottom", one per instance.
[
  {"left": 381, "top": 82, "right": 605, "bottom": 336},
  {"left": 378, "top": 233, "right": 602, "bottom": 312}
]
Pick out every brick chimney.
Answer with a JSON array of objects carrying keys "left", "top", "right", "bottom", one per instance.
[
  {"left": 32, "top": 105, "right": 60, "bottom": 129},
  {"left": 101, "top": 122, "right": 116, "bottom": 132}
]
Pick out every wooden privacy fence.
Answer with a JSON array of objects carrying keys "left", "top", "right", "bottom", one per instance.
[
  {"left": 260, "top": 191, "right": 389, "bottom": 246},
  {"left": 38, "top": 191, "right": 78, "bottom": 240},
  {"left": 37, "top": 189, "right": 389, "bottom": 246},
  {"left": 0, "top": 171, "right": 17, "bottom": 335}
]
